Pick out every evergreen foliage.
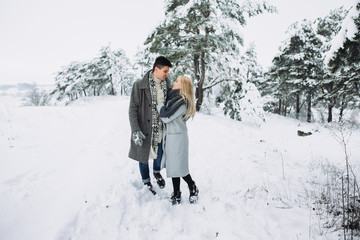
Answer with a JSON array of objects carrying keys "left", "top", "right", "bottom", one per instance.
[
  {"left": 133, "top": 48, "right": 155, "bottom": 77},
  {"left": 216, "top": 43, "right": 265, "bottom": 124},
  {"left": 263, "top": 4, "right": 359, "bottom": 124},
  {"left": 52, "top": 45, "right": 134, "bottom": 103},
  {"left": 144, "top": 0, "right": 276, "bottom": 111},
  {"left": 268, "top": 20, "right": 324, "bottom": 122},
  {"left": 315, "top": 6, "right": 348, "bottom": 122},
  {"left": 325, "top": 1, "right": 360, "bottom": 120}
]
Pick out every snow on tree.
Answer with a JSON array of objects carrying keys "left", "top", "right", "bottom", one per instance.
[
  {"left": 241, "top": 42, "right": 264, "bottom": 88},
  {"left": 325, "top": 1, "right": 360, "bottom": 68},
  {"left": 23, "top": 85, "right": 51, "bottom": 106},
  {"left": 325, "top": 1, "right": 360, "bottom": 120},
  {"left": 105, "top": 47, "right": 135, "bottom": 96},
  {"left": 132, "top": 47, "right": 155, "bottom": 77},
  {"left": 216, "top": 78, "right": 265, "bottom": 126},
  {"left": 216, "top": 44, "right": 265, "bottom": 125},
  {"left": 144, "top": 0, "right": 276, "bottom": 111},
  {"left": 52, "top": 45, "right": 134, "bottom": 103},
  {"left": 238, "top": 80, "right": 265, "bottom": 126},
  {"left": 52, "top": 61, "right": 85, "bottom": 102},
  {"left": 317, "top": 6, "right": 349, "bottom": 52},
  {"left": 315, "top": 6, "right": 348, "bottom": 122},
  {"left": 268, "top": 19, "right": 324, "bottom": 122}
]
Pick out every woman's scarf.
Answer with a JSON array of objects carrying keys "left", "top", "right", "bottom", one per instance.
[
  {"left": 159, "top": 89, "right": 185, "bottom": 118},
  {"left": 149, "top": 71, "right": 167, "bottom": 155}
]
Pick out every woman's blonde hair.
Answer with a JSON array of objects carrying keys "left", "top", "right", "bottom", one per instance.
[{"left": 178, "top": 76, "right": 196, "bottom": 119}]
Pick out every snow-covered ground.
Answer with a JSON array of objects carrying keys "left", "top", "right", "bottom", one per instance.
[{"left": 1, "top": 95, "right": 359, "bottom": 240}]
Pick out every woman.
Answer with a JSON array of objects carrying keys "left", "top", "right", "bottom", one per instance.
[{"left": 157, "top": 76, "right": 199, "bottom": 205}]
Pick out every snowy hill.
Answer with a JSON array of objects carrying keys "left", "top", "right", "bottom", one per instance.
[{"left": 0, "top": 96, "right": 359, "bottom": 240}]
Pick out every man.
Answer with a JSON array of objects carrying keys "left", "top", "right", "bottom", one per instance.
[{"left": 128, "top": 56, "right": 172, "bottom": 194}]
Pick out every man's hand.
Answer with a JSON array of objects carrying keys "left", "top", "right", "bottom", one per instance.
[{"left": 132, "top": 131, "right": 146, "bottom": 146}]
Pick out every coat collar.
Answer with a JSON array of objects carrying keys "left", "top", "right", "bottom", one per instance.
[
  {"left": 139, "top": 70, "right": 171, "bottom": 91},
  {"left": 138, "top": 70, "right": 152, "bottom": 89}
]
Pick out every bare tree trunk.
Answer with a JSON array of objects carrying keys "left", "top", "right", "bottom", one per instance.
[
  {"left": 282, "top": 99, "right": 287, "bottom": 117},
  {"left": 327, "top": 85, "right": 334, "bottom": 122},
  {"left": 296, "top": 94, "right": 300, "bottom": 119},
  {"left": 351, "top": 178, "right": 355, "bottom": 240},
  {"left": 342, "top": 177, "right": 346, "bottom": 240},
  {"left": 328, "top": 103, "right": 333, "bottom": 122},
  {"left": 339, "top": 104, "right": 344, "bottom": 122},
  {"left": 339, "top": 95, "right": 346, "bottom": 122},
  {"left": 339, "top": 86, "right": 347, "bottom": 122},
  {"left": 346, "top": 151, "right": 350, "bottom": 237},
  {"left": 278, "top": 98, "right": 282, "bottom": 115},
  {"left": 307, "top": 92, "right": 311, "bottom": 123},
  {"left": 195, "top": 51, "right": 205, "bottom": 111},
  {"left": 109, "top": 74, "right": 115, "bottom": 95},
  {"left": 194, "top": 54, "right": 200, "bottom": 82},
  {"left": 194, "top": 54, "right": 200, "bottom": 110}
]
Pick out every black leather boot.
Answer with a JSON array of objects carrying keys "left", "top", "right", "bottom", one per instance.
[
  {"left": 154, "top": 172, "right": 165, "bottom": 189},
  {"left": 144, "top": 182, "right": 156, "bottom": 195},
  {"left": 189, "top": 182, "right": 199, "bottom": 203},
  {"left": 170, "top": 191, "right": 181, "bottom": 205}
]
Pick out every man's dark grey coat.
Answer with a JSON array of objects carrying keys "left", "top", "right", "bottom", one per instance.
[{"left": 128, "top": 70, "right": 171, "bottom": 163}]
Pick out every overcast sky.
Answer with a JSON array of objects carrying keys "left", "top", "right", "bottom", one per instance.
[{"left": 0, "top": 0, "right": 353, "bottom": 85}]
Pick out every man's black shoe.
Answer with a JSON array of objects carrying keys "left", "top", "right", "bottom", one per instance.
[
  {"left": 154, "top": 172, "right": 165, "bottom": 189},
  {"left": 144, "top": 182, "right": 156, "bottom": 195}
]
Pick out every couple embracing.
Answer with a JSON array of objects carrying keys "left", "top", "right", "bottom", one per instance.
[{"left": 128, "top": 56, "right": 199, "bottom": 205}]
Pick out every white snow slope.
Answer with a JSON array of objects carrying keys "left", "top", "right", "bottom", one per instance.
[{"left": 1, "top": 96, "right": 359, "bottom": 240}]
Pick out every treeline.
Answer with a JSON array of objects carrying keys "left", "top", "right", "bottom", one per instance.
[
  {"left": 51, "top": 46, "right": 135, "bottom": 102},
  {"left": 141, "top": 0, "right": 360, "bottom": 123},
  {"left": 263, "top": 5, "right": 360, "bottom": 123},
  {"left": 50, "top": 0, "right": 360, "bottom": 125}
]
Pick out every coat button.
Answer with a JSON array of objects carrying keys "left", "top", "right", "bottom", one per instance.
[
  {"left": 147, "top": 119, "right": 150, "bottom": 122},
  {"left": 149, "top": 104, "right": 151, "bottom": 107}
]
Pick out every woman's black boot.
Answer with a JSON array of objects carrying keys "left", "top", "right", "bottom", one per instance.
[
  {"left": 170, "top": 191, "right": 181, "bottom": 205},
  {"left": 189, "top": 182, "right": 199, "bottom": 203}
]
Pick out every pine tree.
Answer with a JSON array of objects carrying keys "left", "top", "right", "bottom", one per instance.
[
  {"left": 133, "top": 47, "right": 154, "bottom": 77},
  {"left": 108, "top": 48, "right": 135, "bottom": 96},
  {"left": 241, "top": 43, "right": 264, "bottom": 89},
  {"left": 144, "top": 0, "right": 276, "bottom": 111},
  {"left": 216, "top": 79, "right": 265, "bottom": 125},
  {"left": 216, "top": 44, "right": 265, "bottom": 124},
  {"left": 316, "top": 6, "right": 348, "bottom": 122},
  {"left": 92, "top": 46, "right": 114, "bottom": 95},
  {"left": 52, "top": 61, "right": 85, "bottom": 102},
  {"left": 325, "top": 1, "right": 360, "bottom": 121},
  {"left": 268, "top": 20, "right": 324, "bottom": 122},
  {"left": 52, "top": 45, "right": 134, "bottom": 102}
]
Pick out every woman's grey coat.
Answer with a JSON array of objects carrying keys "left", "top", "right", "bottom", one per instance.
[
  {"left": 128, "top": 70, "right": 171, "bottom": 164},
  {"left": 157, "top": 104, "right": 189, "bottom": 178}
]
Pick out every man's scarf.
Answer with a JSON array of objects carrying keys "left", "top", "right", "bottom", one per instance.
[
  {"left": 159, "top": 89, "right": 185, "bottom": 118},
  {"left": 149, "top": 71, "right": 167, "bottom": 155}
]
